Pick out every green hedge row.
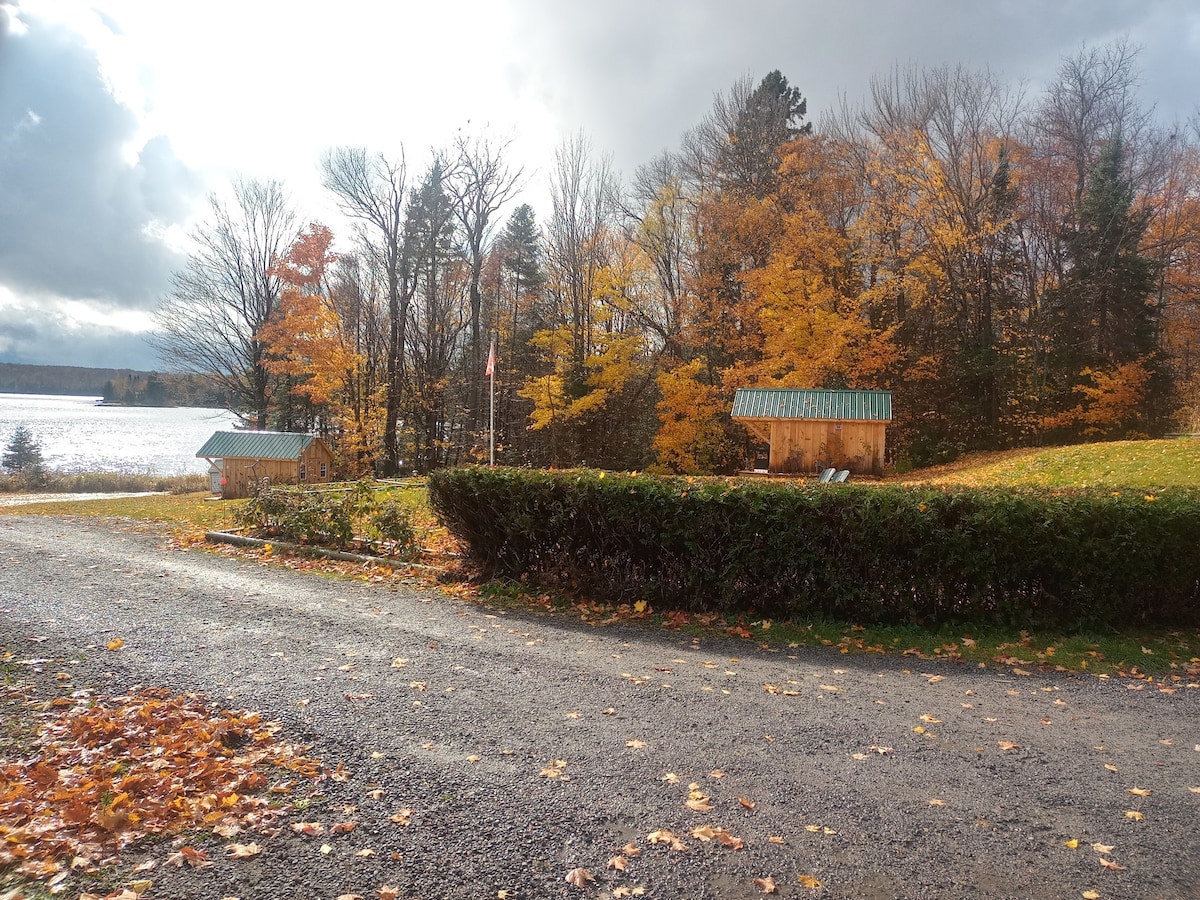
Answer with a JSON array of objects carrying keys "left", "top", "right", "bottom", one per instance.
[{"left": 428, "top": 467, "right": 1200, "bottom": 629}]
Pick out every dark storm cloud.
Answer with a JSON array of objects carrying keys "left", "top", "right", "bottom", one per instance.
[
  {"left": 0, "top": 8, "right": 200, "bottom": 310},
  {"left": 0, "top": 308, "right": 157, "bottom": 369},
  {"left": 510, "top": 0, "right": 1200, "bottom": 176}
]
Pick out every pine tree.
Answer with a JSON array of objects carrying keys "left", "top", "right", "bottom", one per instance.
[
  {"left": 1043, "top": 136, "right": 1164, "bottom": 436},
  {"left": 3, "top": 425, "right": 45, "bottom": 483}
]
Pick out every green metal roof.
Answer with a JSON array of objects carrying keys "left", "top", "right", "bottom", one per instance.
[
  {"left": 731, "top": 388, "right": 892, "bottom": 421},
  {"left": 196, "top": 431, "right": 318, "bottom": 460}
]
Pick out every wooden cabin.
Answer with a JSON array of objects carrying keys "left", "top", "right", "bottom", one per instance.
[
  {"left": 196, "top": 431, "right": 335, "bottom": 499},
  {"left": 731, "top": 388, "right": 892, "bottom": 476}
]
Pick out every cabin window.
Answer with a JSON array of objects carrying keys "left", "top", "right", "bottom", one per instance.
[
  {"left": 299, "top": 464, "right": 307, "bottom": 481},
  {"left": 320, "top": 462, "right": 327, "bottom": 479}
]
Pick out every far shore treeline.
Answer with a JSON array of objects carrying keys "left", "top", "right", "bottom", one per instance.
[{"left": 0, "top": 363, "right": 226, "bottom": 408}]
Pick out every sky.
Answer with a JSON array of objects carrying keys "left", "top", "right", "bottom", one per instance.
[{"left": 1, "top": 0, "right": 1198, "bottom": 372}]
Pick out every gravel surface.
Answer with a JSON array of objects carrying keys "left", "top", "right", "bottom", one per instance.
[{"left": 1, "top": 515, "right": 1198, "bottom": 900}]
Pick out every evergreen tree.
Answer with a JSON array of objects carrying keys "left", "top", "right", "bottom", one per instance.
[
  {"left": 3, "top": 425, "right": 45, "bottom": 484},
  {"left": 1043, "top": 136, "right": 1164, "bottom": 435},
  {"left": 718, "top": 69, "right": 812, "bottom": 198}
]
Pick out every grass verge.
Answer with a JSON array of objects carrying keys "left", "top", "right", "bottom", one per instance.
[{"left": 474, "top": 582, "right": 1200, "bottom": 683}]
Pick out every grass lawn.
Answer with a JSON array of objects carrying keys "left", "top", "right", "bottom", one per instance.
[{"left": 3, "top": 447, "right": 1198, "bottom": 682}]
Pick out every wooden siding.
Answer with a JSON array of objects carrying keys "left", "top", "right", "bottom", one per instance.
[
  {"left": 218, "top": 441, "right": 335, "bottom": 499},
  {"left": 743, "top": 418, "right": 886, "bottom": 475}
]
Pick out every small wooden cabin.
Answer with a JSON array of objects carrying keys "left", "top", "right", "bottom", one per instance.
[
  {"left": 731, "top": 388, "right": 892, "bottom": 476},
  {"left": 196, "top": 431, "right": 334, "bottom": 499}
]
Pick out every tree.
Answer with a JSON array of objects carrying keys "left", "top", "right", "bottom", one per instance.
[
  {"left": 321, "top": 147, "right": 409, "bottom": 473},
  {"left": 445, "top": 133, "right": 523, "bottom": 436},
  {"left": 1042, "top": 135, "right": 1162, "bottom": 436},
  {"left": 3, "top": 425, "right": 45, "bottom": 485},
  {"left": 152, "top": 178, "right": 297, "bottom": 429},
  {"left": 404, "top": 161, "right": 466, "bottom": 472}
]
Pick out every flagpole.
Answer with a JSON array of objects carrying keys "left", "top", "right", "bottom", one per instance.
[{"left": 488, "top": 335, "right": 496, "bottom": 468}]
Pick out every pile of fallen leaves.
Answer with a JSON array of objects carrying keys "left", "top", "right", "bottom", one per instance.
[{"left": 0, "top": 687, "right": 321, "bottom": 881}]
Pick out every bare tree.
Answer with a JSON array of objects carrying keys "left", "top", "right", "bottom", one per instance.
[
  {"left": 152, "top": 178, "right": 296, "bottom": 429},
  {"left": 445, "top": 132, "right": 524, "bottom": 434},
  {"left": 320, "top": 147, "right": 409, "bottom": 474},
  {"left": 546, "top": 132, "right": 615, "bottom": 375},
  {"left": 1034, "top": 38, "right": 1154, "bottom": 214}
]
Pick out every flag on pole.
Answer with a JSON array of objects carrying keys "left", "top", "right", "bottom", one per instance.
[{"left": 485, "top": 340, "right": 496, "bottom": 377}]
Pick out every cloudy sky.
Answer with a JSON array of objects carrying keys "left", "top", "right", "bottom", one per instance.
[{"left": 1, "top": 0, "right": 1197, "bottom": 371}]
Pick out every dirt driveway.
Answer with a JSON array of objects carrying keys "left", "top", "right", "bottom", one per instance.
[{"left": 1, "top": 515, "right": 1198, "bottom": 899}]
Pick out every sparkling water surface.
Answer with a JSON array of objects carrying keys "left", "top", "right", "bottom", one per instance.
[{"left": 0, "top": 393, "right": 241, "bottom": 475}]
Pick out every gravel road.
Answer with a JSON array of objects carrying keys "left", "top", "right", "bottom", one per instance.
[{"left": 1, "top": 515, "right": 1198, "bottom": 900}]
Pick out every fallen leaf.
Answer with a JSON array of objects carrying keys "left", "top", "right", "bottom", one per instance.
[
  {"left": 622, "top": 842, "right": 642, "bottom": 857},
  {"left": 602, "top": 707, "right": 616, "bottom": 715},
  {"left": 685, "top": 797, "right": 713, "bottom": 812},
  {"left": 356, "top": 849, "right": 376, "bottom": 858},
  {"left": 1081, "top": 891, "right": 1101, "bottom": 899},
  {"left": 330, "top": 822, "right": 357, "bottom": 834},
  {"left": 868, "top": 745, "right": 894, "bottom": 755},
  {"left": 1126, "top": 787, "right": 1151, "bottom": 797},
  {"left": 320, "top": 844, "right": 332, "bottom": 855},
  {"left": 1124, "top": 810, "right": 1144, "bottom": 821},
  {"left": 607, "top": 855, "right": 628, "bottom": 871},
  {"left": 768, "top": 835, "right": 785, "bottom": 844},
  {"left": 389, "top": 809, "right": 413, "bottom": 826},
  {"left": 738, "top": 796, "right": 756, "bottom": 810},
  {"left": 626, "top": 739, "right": 647, "bottom": 750},
  {"left": 919, "top": 714, "right": 942, "bottom": 724},
  {"left": 797, "top": 874, "right": 824, "bottom": 889},
  {"left": 1189, "top": 787, "right": 1200, "bottom": 794},
  {"left": 1092, "top": 843, "right": 1114, "bottom": 854},
  {"left": 709, "top": 769, "right": 727, "bottom": 778},
  {"left": 691, "top": 825, "right": 718, "bottom": 841},
  {"left": 379, "top": 887, "right": 400, "bottom": 900},
  {"left": 1099, "top": 858, "right": 1127, "bottom": 872},
  {"left": 106, "top": 637, "right": 125, "bottom": 651},
  {"left": 928, "top": 798, "right": 946, "bottom": 806},
  {"left": 997, "top": 741, "right": 1020, "bottom": 751},
  {"left": 564, "top": 867, "right": 595, "bottom": 888},
  {"left": 338, "top": 895, "right": 365, "bottom": 900},
  {"left": 753, "top": 876, "right": 778, "bottom": 894},
  {"left": 1104, "top": 764, "right": 1119, "bottom": 773},
  {"left": 292, "top": 822, "right": 325, "bottom": 836},
  {"left": 225, "top": 843, "right": 262, "bottom": 858},
  {"left": 819, "top": 684, "right": 843, "bottom": 692},
  {"left": 716, "top": 829, "right": 744, "bottom": 850}
]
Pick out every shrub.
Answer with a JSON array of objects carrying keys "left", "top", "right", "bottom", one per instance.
[
  {"left": 369, "top": 499, "right": 417, "bottom": 557},
  {"left": 428, "top": 467, "right": 1200, "bottom": 629},
  {"left": 235, "top": 481, "right": 417, "bottom": 556}
]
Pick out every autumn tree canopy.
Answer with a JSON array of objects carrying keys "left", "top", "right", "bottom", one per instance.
[{"left": 174, "top": 42, "right": 1200, "bottom": 475}]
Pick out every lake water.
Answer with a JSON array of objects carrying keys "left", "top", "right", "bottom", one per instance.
[{"left": 0, "top": 393, "right": 241, "bottom": 476}]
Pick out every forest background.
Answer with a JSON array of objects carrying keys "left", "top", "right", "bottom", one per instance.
[{"left": 151, "top": 40, "right": 1200, "bottom": 476}]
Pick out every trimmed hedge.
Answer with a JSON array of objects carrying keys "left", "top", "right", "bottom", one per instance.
[{"left": 428, "top": 467, "right": 1200, "bottom": 629}]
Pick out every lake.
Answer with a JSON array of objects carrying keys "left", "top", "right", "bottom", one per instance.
[{"left": 0, "top": 393, "right": 241, "bottom": 476}]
